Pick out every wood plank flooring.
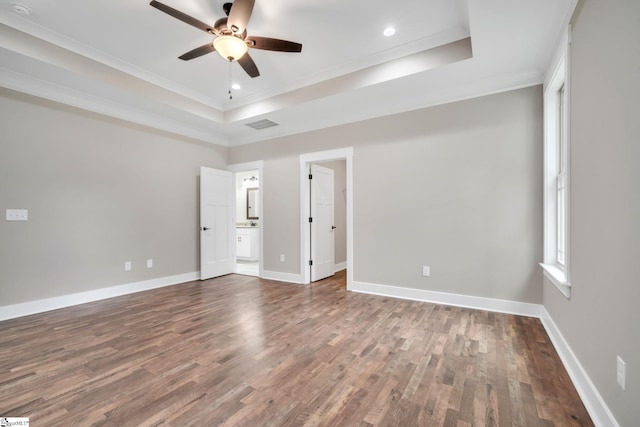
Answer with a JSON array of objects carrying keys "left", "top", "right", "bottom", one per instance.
[{"left": 0, "top": 271, "right": 593, "bottom": 426}]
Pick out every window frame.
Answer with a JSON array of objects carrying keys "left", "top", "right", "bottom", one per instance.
[{"left": 541, "top": 28, "right": 571, "bottom": 299}]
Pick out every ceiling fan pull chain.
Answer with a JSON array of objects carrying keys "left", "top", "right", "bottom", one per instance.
[{"left": 228, "top": 61, "right": 233, "bottom": 100}]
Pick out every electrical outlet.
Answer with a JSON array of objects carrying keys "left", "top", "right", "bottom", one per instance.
[
  {"left": 124, "top": 261, "right": 132, "bottom": 271},
  {"left": 617, "top": 356, "right": 626, "bottom": 390},
  {"left": 280, "top": 254, "right": 285, "bottom": 262},
  {"left": 422, "top": 266, "right": 430, "bottom": 277},
  {"left": 5, "top": 209, "right": 28, "bottom": 221},
  {"left": 147, "top": 259, "right": 153, "bottom": 268}
]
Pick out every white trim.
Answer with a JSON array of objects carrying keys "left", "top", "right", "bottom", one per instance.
[
  {"left": 228, "top": 161, "right": 265, "bottom": 279},
  {"left": 300, "top": 148, "right": 354, "bottom": 290},
  {"left": 260, "top": 270, "right": 303, "bottom": 284},
  {"left": 540, "top": 263, "right": 571, "bottom": 298},
  {"left": 542, "top": 26, "right": 571, "bottom": 300},
  {"left": 334, "top": 261, "right": 347, "bottom": 273},
  {"left": 0, "top": 69, "right": 227, "bottom": 146},
  {"left": 0, "top": 272, "right": 199, "bottom": 322},
  {"left": 0, "top": 266, "right": 618, "bottom": 427},
  {"left": 228, "top": 76, "right": 542, "bottom": 147},
  {"left": 0, "top": 14, "right": 220, "bottom": 110},
  {"left": 350, "top": 279, "right": 618, "bottom": 426},
  {"left": 539, "top": 308, "right": 621, "bottom": 427},
  {"left": 350, "top": 280, "right": 544, "bottom": 318}
]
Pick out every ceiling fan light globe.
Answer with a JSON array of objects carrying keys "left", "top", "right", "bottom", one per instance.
[{"left": 213, "top": 35, "right": 248, "bottom": 61}]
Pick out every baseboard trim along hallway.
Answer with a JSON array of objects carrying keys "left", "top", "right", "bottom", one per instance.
[{"left": 260, "top": 270, "right": 303, "bottom": 284}]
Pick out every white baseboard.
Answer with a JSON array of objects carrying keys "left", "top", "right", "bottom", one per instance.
[
  {"left": 350, "top": 280, "right": 617, "bottom": 427},
  {"left": 334, "top": 261, "right": 347, "bottom": 273},
  {"left": 0, "top": 272, "right": 200, "bottom": 322},
  {"left": 0, "top": 270, "right": 618, "bottom": 426},
  {"left": 350, "top": 280, "right": 544, "bottom": 317},
  {"left": 260, "top": 270, "right": 303, "bottom": 284},
  {"left": 539, "top": 308, "right": 619, "bottom": 427}
]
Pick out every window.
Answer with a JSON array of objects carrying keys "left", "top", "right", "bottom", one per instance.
[{"left": 541, "top": 30, "right": 571, "bottom": 298}]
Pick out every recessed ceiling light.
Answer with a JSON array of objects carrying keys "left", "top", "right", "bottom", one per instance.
[
  {"left": 231, "top": 83, "right": 241, "bottom": 90},
  {"left": 383, "top": 27, "right": 396, "bottom": 37},
  {"left": 11, "top": 3, "right": 31, "bottom": 15}
]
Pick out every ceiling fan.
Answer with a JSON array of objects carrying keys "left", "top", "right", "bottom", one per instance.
[{"left": 149, "top": 0, "right": 302, "bottom": 78}]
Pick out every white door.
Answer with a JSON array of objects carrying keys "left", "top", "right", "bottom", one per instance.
[
  {"left": 200, "top": 166, "right": 234, "bottom": 280},
  {"left": 310, "top": 164, "right": 335, "bottom": 282}
]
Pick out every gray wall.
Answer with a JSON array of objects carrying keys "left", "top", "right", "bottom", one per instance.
[
  {"left": 543, "top": 1, "right": 640, "bottom": 425},
  {"left": 0, "top": 88, "right": 227, "bottom": 305},
  {"left": 231, "top": 86, "right": 543, "bottom": 303},
  {"left": 262, "top": 155, "right": 301, "bottom": 273}
]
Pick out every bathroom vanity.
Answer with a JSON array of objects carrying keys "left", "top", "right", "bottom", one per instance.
[{"left": 236, "top": 226, "right": 259, "bottom": 261}]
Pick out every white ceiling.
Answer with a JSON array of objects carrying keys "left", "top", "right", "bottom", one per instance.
[{"left": 0, "top": 0, "right": 574, "bottom": 146}]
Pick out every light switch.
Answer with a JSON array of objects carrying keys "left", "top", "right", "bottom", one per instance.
[{"left": 6, "top": 209, "right": 28, "bottom": 221}]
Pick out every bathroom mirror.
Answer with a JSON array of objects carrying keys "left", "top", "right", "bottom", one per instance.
[{"left": 247, "top": 187, "right": 259, "bottom": 220}]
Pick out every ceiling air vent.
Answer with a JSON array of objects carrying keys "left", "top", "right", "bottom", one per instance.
[{"left": 245, "top": 119, "right": 279, "bottom": 130}]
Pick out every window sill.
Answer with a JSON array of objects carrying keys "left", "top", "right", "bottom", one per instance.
[{"left": 540, "top": 263, "right": 571, "bottom": 299}]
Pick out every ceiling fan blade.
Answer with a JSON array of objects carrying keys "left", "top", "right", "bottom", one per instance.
[
  {"left": 227, "top": 0, "right": 255, "bottom": 34},
  {"left": 246, "top": 36, "right": 302, "bottom": 53},
  {"left": 179, "top": 43, "right": 216, "bottom": 60},
  {"left": 150, "top": 0, "right": 213, "bottom": 33},
  {"left": 238, "top": 53, "right": 260, "bottom": 78}
]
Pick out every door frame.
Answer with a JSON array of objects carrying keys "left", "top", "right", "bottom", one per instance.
[
  {"left": 299, "top": 147, "right": 353, "bottom": 289},
  {"left": 228, "top": 160, "right": 264, "bottom": 278}
]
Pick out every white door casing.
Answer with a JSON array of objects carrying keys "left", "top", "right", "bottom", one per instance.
[
  {"left": 310, "top": 164, "right": 335, "bottom": 282},
  {"left": 300, "top": 147, "right": 353, "bottom": 288},
  {"left": 200, "top": 166, "right": 234, "bottom": 280}
]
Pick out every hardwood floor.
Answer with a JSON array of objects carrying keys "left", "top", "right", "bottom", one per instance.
[{"left": 0, "top": 271, "right": 593, "bottom": 426}]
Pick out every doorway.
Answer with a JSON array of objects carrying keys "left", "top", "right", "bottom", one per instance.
[
  {"left": 300, "top": 148, "right": 353, "bottom": 288},
  {"left": 229, "top": 161, "right": 264, "bottom": 278}
]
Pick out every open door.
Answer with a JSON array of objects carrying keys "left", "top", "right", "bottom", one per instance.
[
  {"left": 200, "top": 166, "right": 234, "bottom": 280},
  {"left": 310, "top": 164, "right": 335, "bottom": 282}
]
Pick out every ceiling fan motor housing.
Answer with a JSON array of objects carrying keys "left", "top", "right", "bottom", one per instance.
[{"left": 214, "top": 17, "right": 247, "bottom": 39}]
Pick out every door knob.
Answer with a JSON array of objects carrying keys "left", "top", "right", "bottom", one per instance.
[
  {"left": 201, "top": 227, "right": 211, "bottom": 231},
  {"left": 331, "top": 226, "right": 337, "bottom": 230}
]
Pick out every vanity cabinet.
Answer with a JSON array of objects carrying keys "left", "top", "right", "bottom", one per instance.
[{"left": 236, "top": 227, "right": 259, "bottom": 261}]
